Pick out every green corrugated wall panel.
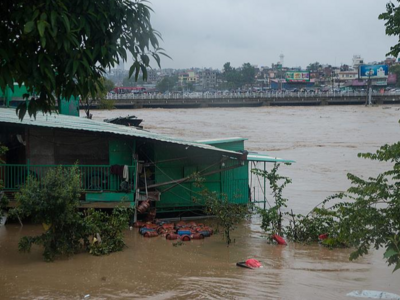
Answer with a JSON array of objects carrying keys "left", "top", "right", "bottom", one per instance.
[
  {"left": 59, "top": 96, "right": 80, "bottom": 116},
  {"left": 154, "top": 142, "right": 249, "bottom": 210},
  {"left": 109, "top": 140, "right": 133, "bottom": 165},
  {"left": 154, "top": 143, "right": 224, "bottom": 209},
  {"left": 9, "top": 84, "right": 28, "bottom": 98},
  {"left": 109, "top": 140, "right": 134, "bottom": 191},
  {"left": 221, "top": 160, "right": 248, "bottom": 204}
]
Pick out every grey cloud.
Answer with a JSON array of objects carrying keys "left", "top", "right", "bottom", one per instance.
[{"left": 147, "top": 0, "right": 397, "bottom": 69}]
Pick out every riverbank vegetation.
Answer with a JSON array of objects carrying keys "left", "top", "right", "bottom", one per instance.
[
  {"left": 193, "top": 174, "right": 251, "bottom": 245},
  {"left": 254, "top": 139, "right": 400, "bottom": 272},
  {"left": 11, "top": 166, "right": 131, "bottom": 261}
]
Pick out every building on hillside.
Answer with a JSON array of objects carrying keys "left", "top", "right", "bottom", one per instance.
[
  {"left": 147, "top": 70, "right": 159, "bottom": 83},
  {"left": 178, "top": 71, "right": 198, "bottom": 86},
  {"left": 198, "top": 69, "right": 217, "bottom": 91},
  {"left": 352, "top": 55, "right": 364, "bottom": 69},
  {"left": 337, "top": 71, "right": 358, "bottom": 83}
]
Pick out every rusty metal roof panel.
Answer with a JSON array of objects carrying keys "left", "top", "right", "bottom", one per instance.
[{"left": 0, "top": 108, "right": 240, "bottom": 156}]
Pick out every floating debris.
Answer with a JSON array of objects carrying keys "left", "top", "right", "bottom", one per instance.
[{"left": 347, "top": 290, "right": 400, "bottom": 299}]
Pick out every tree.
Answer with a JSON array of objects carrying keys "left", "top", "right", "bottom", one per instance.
[
  {"left": 252, "top": 163, "right": 291, "bottom": 236},
  {"left": 193, "top": 174, "right": 251, "bottom": 245},
  {"left": 104, "top": 78, "right": 115, "bottom": 92},
  {"left": 205, "top": 194, "right": 251, "bottom": 245},
  {"left": 241, "top": 63, "right": 256, "bottom": 86},
  {"left": 280, "top": 140, "right": 400, "bottom": 272},
  {"left": 379, "top": 2, "right": 400, "bottom": 57},
  {"left": 12, "top": 166, "right": 132, "bottom": 261},
  {"left": 306, "top": 62, "right": 322, "bottom": 72},
  {"left": 221, "top": 62, "right": 241, "bottom": 90},
  {"left": 325, "top": 142, "right": 400, "bottom": 272},
  {"left": 14, "top": 166, "right": 86, "bottom": 261},
  {"left": 223, "top": 62, "right": 233, "bottom": 74},
  {"left": 187, "top": 82, "right": 195, "bottom": 92},
  {"left": 80, "top": 77, "right": 110, "bottom": 119},
  {"left": 0, "top": 0, "right": 167, "bottom": 120},
  {"left": 390, "top": 65, "right": 400, "bottom": 87},
  {"left": 156, "top": 75, "right": 178, "bottom": 92}
]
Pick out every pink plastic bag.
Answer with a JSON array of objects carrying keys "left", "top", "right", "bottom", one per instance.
[{"left": 245, "top": 259, "right": 262, "bottom": 268}]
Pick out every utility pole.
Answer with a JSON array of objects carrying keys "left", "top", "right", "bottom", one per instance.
[{"left": 366, "top": 69, "right": 373, "bottom": 106}]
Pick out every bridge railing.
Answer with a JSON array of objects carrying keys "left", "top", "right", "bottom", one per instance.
[{"left": 106, "top": 90, "right": 399, "bottom": 100}]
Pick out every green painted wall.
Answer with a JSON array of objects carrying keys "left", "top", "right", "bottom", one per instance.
[
  {"left": 1, "top": 84, "right": 28, "bottom": 107},
  {"left": 203, "top": 139, "right": 249, "bottom": 204},
  {"left": 1, "top": 84, "right": 79, "bottom": 117},
  {"left": 109, "top": 139, "right": 135, "bottom": 192},
  {"left": 59, "top": 96, "right": 80, "bottom": 116},
  {"left": 153, "top": 141, "right": 248, "bottom": 211}
]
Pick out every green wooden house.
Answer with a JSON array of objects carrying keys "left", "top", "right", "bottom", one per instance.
[{"left": 0, "top": 105, "right": 292, "bottom": 217}]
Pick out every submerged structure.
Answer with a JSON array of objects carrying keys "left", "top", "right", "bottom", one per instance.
[{"left": 0, "top": 106, "right": 292, "bottom": 218}]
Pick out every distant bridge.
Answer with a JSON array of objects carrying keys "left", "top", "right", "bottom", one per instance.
[{"left": 97, "top": 94, "right": 400, "bottom": 109}]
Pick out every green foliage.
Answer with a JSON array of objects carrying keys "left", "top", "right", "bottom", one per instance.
[
  {"left": 85, "top": 207, "right": 131, "bottom": 256},
  {"left": 283, "top": 140, "right": 400, "bottom": 271},
  {"left": 324, "top": 141, "right": 400, "bottom": 272},
  {"left": 221, "top": 62, "right": 256, "bottom": 90},
  {"left": 13, "top": 166, "right": 85, "bottom": 261},
  {"left": 306, "top": 62, "right": 322, "bottom": 71},
  {"left": 98, "top": 99, "right": 115, "bottom": 110},
  {"left": 193, "top": 173, "right": 251, "bottom": 245},
  {"left": 81, "top": 77, "right": 111, "bottom": 117},
  {"left": 187, "top": 82, "right": 195, "bottom": 92},
  {"left": 379, "top": 2, "right": 400, "bottom": 57},
  {"left": 251, "top": 127, "right": 400, "bottom": 272},
  {"left": 0, "top": 0, "right": 167, "bottom": 120},
  {"left": 252, "top": 163, "right": 291, "bottom": 235},
  {"left": 285, "top": 208, "right": 346, "bottom": 247},
  {"left": 156, "top": 75, "right": 178, "bottom": 92},
  {"left": 241, "top": 63, "right": 256, "bottom": 86},
  {"left": 204, "top": 193, "right": 251, "bottom": 245},
  {"left": 12, "top": 166, "right": 130, "bottom": 261},
  {"left": 103, "top": 78, "right": 115, "bottom": 92}
]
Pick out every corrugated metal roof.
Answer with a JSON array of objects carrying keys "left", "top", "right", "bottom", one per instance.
[
  {"left": 0, "top": 108, "right": 241, "bottom": 156},
  {"left": 197, "top": 137, "right": 248, "bottom": 144},
  {"left": 247, "top": 153, "right": 295, "bottom": 163}
]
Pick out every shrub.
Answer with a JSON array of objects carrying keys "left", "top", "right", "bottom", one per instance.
[{"left": 12, "top": 165, "right": 131, "bottom": 261}]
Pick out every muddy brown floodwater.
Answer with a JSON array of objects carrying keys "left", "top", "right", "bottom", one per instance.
[{"left": 1, "top": 105, "right": 400, "bottom": 299}]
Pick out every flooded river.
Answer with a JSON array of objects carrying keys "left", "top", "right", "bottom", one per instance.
[{"left": 1, "top": 105, "right": 400, "bottom": 299}]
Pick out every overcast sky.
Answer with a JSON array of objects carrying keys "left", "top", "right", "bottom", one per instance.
[{"left": 146, "top": 0, "right": 398, "bottom": 70}]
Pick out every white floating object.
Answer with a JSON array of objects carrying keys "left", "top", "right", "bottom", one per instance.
[
  {"left": 0, "top": 213, "right": 8, "bottom": 226},
  {"left": 347, "top": 290, "right": 400, "bottom": 299}
]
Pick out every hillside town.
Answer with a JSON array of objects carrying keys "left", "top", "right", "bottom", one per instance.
[{"left": 105, "top": 54, "right": 399, "bottom": 94}]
